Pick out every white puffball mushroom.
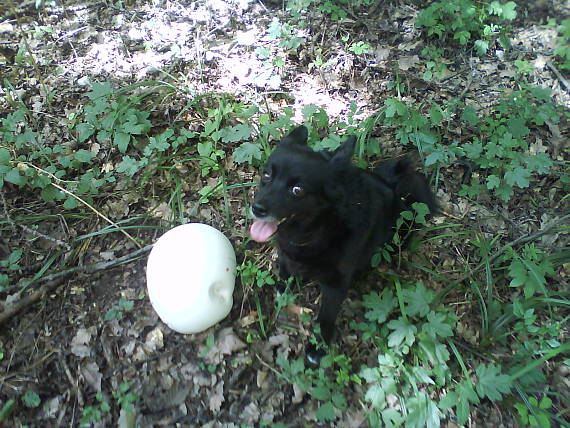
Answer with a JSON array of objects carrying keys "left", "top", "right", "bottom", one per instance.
[{"left": 146, "top": 223, "right": 236, "bottom": 334}]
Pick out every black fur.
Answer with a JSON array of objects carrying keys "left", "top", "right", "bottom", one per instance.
[{"left": 250, "top": 125, "right": 438, "bottom": 363}]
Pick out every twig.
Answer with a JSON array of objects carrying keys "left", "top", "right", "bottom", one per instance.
[
  {"left": 0, "top": 189, "right": 16, "bottom": 233},
  {"left": 0, "top": 278, "right": 64, "bottom": 326},
  {"left": 547, "top": 60, "right": 570, "bottom": 91},
  {"left": 59, "top": 354, "right": 84, "bottom": 407},
  {"left": 0, "top": 245, "right": 153, "bottom": 326}
]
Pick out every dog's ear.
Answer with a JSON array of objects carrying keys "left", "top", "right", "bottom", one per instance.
[
  {"left": 280, "top": 125, "right": 308, "bottom": 146},
  {"left": 329, "top": 136, "right": 356, "bottom": 165}
]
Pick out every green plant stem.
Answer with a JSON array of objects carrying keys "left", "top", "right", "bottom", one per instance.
[
  {"left": 435, "top": 213, "right": 570, "bottom": 303},
  {"left": 509, "top": 341, "right": 570, "bottom": 381}
]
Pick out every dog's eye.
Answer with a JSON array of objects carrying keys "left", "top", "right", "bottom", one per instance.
[
  {"left": 261, "top": 172, "right": 271, "bottom": 182},
  {"left": 290, "top": 185, "right": 305, "bottom": 197}
]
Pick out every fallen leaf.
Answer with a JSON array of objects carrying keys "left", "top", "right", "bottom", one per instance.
[
  {"left": 256, "top": 369, "right": 269, "bottom": 389},
  {"left": 144, "top": 326, "right": 164, "bottom": 353},
  {"left": 71, "top": 328, "right": 93, "bottom": 358},
  {"left": 149, "top": 201, "right": 172, "bottom": 220},
  {"left": 238, "top": 311, "right": 258, "bottom": 327},
  {"left": 534, "top": 55, "right": 548, "bottom": 71},
  {"left": 242, "top": 402, "right": 261, "bottom": 424},
  {"left": 81, "top": 361, "right": 102, "bottom": 392},
  {"left": 292, "top": 383, "right": 305, "bottom": 404},
  {"left": 375, "top": 47, "right": 391, "bottom": 61},
  {"left": 208, "top": 380, "right": 225, "bottom": 413},
  {"left": 204, "top": 327, "right": 246, "bottom": 364},
  {"left": 398, "top": 55, "right": 419, "bottom": 71}
]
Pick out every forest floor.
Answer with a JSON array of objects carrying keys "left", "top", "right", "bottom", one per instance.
[{"left": 0, "top": 0, "right": 569, "bottom": 427}]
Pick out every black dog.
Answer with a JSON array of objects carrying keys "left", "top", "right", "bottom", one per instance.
[{"left": 250, "top": 125, "right": 437, "bottom": 363}]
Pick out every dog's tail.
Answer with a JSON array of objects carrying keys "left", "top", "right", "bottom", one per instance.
[{"left": 374, "top": 157, "right": 439, "bottom": 214}]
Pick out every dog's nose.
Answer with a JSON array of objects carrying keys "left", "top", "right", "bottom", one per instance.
[{"left": 252, "top": 203, "right": 268, "bottom": 218}]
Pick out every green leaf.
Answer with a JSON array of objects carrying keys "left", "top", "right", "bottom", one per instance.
[
  {"left": 7, "top": 249, "right": 23, "bottom": 265},
  {"left": 422, "top": 311, "right": 454, "bottom": 340},
  {"left": 475, "top": 363, "right": 512, "bottom": 401},
  {"left": 387, "top": 317, "right": 417, "bottom": 348},
  {"left": 474, "top": 39, "right": 489, "bottom": 56},
  {"left": 495, "top": 182, "right": 514, "bottom": 200},
  {"left": 406, "top": 391, "right": 442, "bottom": 428},
  {"left": 486, "top": 174, "right": 500, "bottom": 189},
  {"left": 498, "top": 1, "right": 517, "bottom": 20},
  {"left": 363, "top": 290, "right": 397, "bottom": 323},
  {"left": 364, "top": 383, "right": 386, "bottom": 409},
  {"left": 233, "top": 142, "right": 263, "bottom": 164},
  {"left": 116, "top": 155, "right": 142, "bottom": 177},
  {"left": 526, "top": 153, "right": 552, "bottom": 175},
  {"left": 438, "top": 390, "right": 457, "bottom": 410},
  {"left": 119, "top": 298, "right": 134, "bottom": 311},
  {"left": 310, "top": 385, "right": 331, "bottom": 401},
  {"left": 114, "top": 132, "right": 131, "bottom": 153},
  {"left": 504, "top": 167, "right": 530, "bottom": 188},
  {"left": 461, "top": 106, "right": 479, "bottom": 126},
  {"left": 331, "top": 392, "right": 347, "bottom": 409},
  {"left": 41, "top": 185, "right": 63, "bottom": 202},
  {"left": 381, "top": 407, "right": 404, "bottom": 428},
  {"left": 219, "top": 123, "right": 253, "bottom": 143},
  {"left": 22, "top": 390, "right": 41, "bottom": 408},
  {"left": 412, "top": 202, "right": 430, "bottom": 224},
  {"left": 508, "top": 259, "right": 527, "bottom": 288},
  {"left": 403, "top": 283, "right": 434, "bottom": 317},
  {"left": 76, "top": 122, "right": 95, "bottom": 142},
  {"left": 146, "top": 129, "right": 174, "bottom": 155},
  {"left": 197, "top": 141, "right": 212, "bottom": 157},
  {"left": 411, "top": 366, "right": 434, "bottom": 385},
  {"left": 440, "top": 381, "right": 479, "bottom": 425},
  {"left": 453, "top": 30, "right": 470, "bottom": 45},
  {"left": 507, "top": 117, "right": 529, "bottom": 138},
  {"left": 0, "top": 148, "right": 11, "bottom": 164},
  {"left": 315, "top": 401, "right": 336, "bottom": 422},
  {"left": 63, "top": 196, "right": 78, "bottom": 209},
  {"left": 74, "top": 149, "right": 95, "bottom": 163},
  {"left": 428, "top": 105, "right": 443, "bottom": 125},
  {"left": 384, "top": 99, "right": 407, "bottom": 118},
  {"left": 87, "top": 81, "right": 114, "bottom": 100},
  {"left": 4, "top": 168, "right": 26, "bottom": 186}
]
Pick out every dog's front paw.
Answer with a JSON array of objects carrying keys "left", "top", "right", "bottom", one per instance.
[
  {"left": 305, "top": 343, "right": 327, "bottom": 367},
  {"left": 274, "top": 279, "right": 287, "bottom": 295}
]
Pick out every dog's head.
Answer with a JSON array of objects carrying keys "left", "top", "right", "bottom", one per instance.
[{"left": 249, "top": 125, "right": 356, "bottom": 242}]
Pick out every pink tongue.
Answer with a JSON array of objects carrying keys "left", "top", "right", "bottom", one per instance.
[{"left": 250, "top": 220, "right": 278, "bottom": 242}]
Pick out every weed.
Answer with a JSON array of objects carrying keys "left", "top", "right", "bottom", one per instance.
[
  {"left": 113, "top": 381, "right": 138, "bottom": 414},
  {"left": 348, "top": 41, "right": 372, "bottom": 55},
  {"left": 238, "top": 260, "right": 275, "bottom": 289},
  {"left": 506, "top": 244, "right": 554, "bottom": 298},
  {"left": 381, "top": 84, "right": 561, "bottom": 201},
  {"left": 80, "top": 392, "right": 110, "bottom": 426},
  {"left": 104, "top": 298, "right": 135, "bottom": 321},
  {"left": 21, "top": 391, "right": 41, "bottom": 409},
  {"left": 0, "top": 249, "right": 23, "bottom": 289},
  {"left": 371, "top": 202, "right": 431, "bottom": 268},
  {"left": 80, "top": 382, "right": 137, "bottom": 426},
  {"left": 276, "top": 349, "right": 359, "bottom": 423},
  {"left": 514, "top": 395, "right": 554, "bottom": 428},
  {"left": 416, "top": 0, "right": 517, "bottom": 56},
  {"left": 553, "top": 18, "right": 570, "bottom": 70}
]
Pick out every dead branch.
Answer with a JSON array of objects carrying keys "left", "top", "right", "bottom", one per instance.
[{"left": 0, "top": 245, "right": 153, "bottom": 326}]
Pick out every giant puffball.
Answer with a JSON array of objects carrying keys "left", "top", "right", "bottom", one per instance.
[{"left": 146, "top": 223, "right": 236, "bottom": 333}]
